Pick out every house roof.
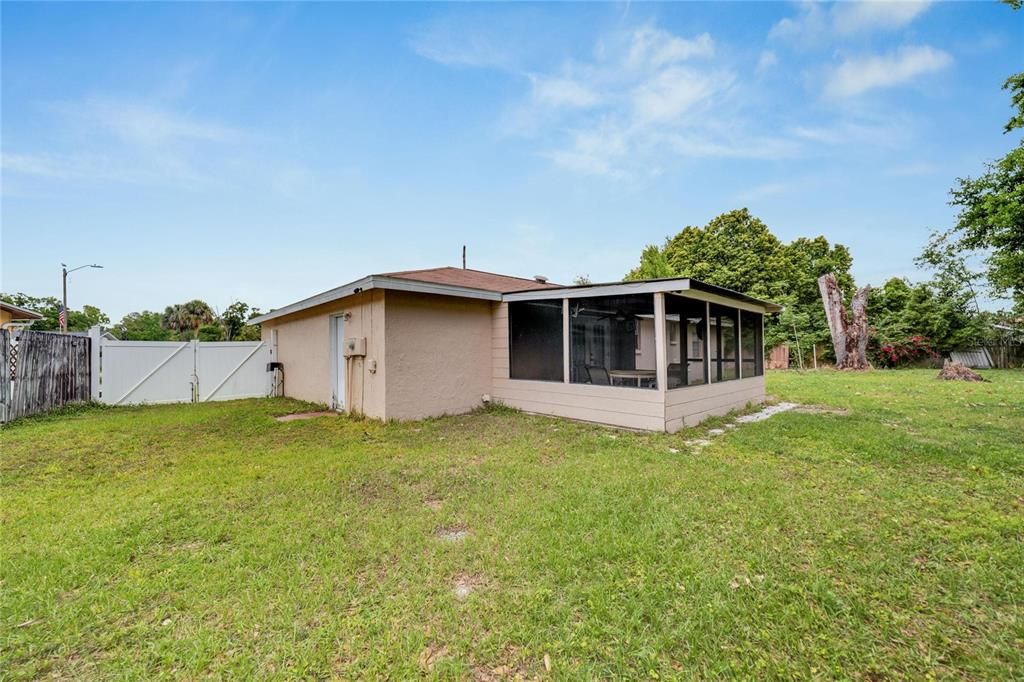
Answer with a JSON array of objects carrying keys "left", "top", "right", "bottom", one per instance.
[
  {"left": 0, "top": 301, "right": 44, "bottom": 320},
  {"left": 251, "top": 267, "right": 779, "bottom": 325},
  {"left": 251, "top": 267, "right": 557, "bottom": 324},
  {"left": 383, "top": 267, "right": 558, "bottom": 293},
  {"left": 503, "top": 276, "right": 782, "bottom": 312}
]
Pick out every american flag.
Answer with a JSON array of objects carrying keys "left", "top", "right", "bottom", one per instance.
[{"left": 58, "top": 304, "right": 66, "bottom": 329}]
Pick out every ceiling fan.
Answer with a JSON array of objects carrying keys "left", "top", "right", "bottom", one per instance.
[{"left": 571, "top": 304, "right": 634, "bottom": 322}]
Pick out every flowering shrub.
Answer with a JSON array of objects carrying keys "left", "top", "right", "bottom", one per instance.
[{"left": 870, "top": 335, "right": 940, "bottom": 368}]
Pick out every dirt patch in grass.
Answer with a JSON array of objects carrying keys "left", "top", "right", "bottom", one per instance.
[
  {"left": 418, "top": 644, "right": 449, "bottom": 671},
  {"left": 435, "top": 525, "right": 469, "bottom": 542},
  {"left": 452, "top": 572, "right": 484, "bottom": 601},
  {"left": 274, "top": 411, "right": 337, "bottom": 422}
]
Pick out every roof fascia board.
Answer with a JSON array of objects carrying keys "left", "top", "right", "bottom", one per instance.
[
  {"left": 251, "top": 275, "right": 502, "bottom": 324},
  {"left": 666, "top": 289, "right": 768, "bottom": 314},
  {"left": 503, "top": 279, "right": 694, "bottom": 302},
  {"left": 250, "top": 276, "right": 375, "bottom": 324},
  {"left": 502, "top": 278, "right": 780, "bottom": 312},
  {"left": 0, "top": 302, "right": 44, "bottom": 319}
]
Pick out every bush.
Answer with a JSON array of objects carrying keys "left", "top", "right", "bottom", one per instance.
[
  {"left": 870, "top": 335, "right": 940, "bottom": 368},
  {"left": 197, "top": 323, "right": 225, "bottom": 342}
]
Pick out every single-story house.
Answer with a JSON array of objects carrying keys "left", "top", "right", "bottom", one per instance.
[
  {"left": 251, "top": 267, "right": 780, "bottom": 432},
  {"left": 0, "top": 301, "right": 44, "bottom": 328}
]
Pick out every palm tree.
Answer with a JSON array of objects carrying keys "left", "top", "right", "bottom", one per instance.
[{"left": 161, "top": 300, "right": 215, "bottom": 339}]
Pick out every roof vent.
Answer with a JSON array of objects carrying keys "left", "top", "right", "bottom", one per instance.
[{"left": 533, "top": 275, "right": 549, "bottom": 284}]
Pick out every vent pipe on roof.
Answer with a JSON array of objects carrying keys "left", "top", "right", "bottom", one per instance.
[
  {"left": 462, "top": 245, "right": 466, "bottom": 269},
  {"left": 534, "top": 275, "right": 548, "bottom": 283}
]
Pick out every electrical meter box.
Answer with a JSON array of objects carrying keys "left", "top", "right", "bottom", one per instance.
[{"left": 343, "top": 337, "right": 367, "bottom": 357}]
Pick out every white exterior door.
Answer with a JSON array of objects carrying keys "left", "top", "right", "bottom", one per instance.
[{"left": 332, "top": 316, "right": 346, "bottom": 411}]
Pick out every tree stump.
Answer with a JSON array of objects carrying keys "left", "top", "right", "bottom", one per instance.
[
  {"left": 818, "top": 273, "right": 872, "bottom": 370},
  {"left": 937, "top": 360, "right": 986, "bottom": 381}
]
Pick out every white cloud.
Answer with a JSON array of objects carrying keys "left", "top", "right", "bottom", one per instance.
[
  {"left": 788, "top": 114, "right": 913, "bottom": 148},
  {"left": 630, "top": 67, "right": 722, "bottom": 124},
  {"left": 886, "top": 161, "right": 940, "bottom": 176},
  {"left": 529, "top": 75, "right": 601, "bottom": 109},
  {"left": 410, "top": 32, "right": 510, "bottom": 69},
  {"left": 416, "top": 16, "right": 922, "bottom": 179},
  {"left": 6, "top": 96, "right": 253, "bottom": 189},
  {"left": 771, "top": 1, "right": 933, "bottom": 44},
  {"left": 624, "top": 27, "right": 714, "bottom": 69},
  {"left": 408, "top": 14, "right": 516, "bottom": 69},
  {"left": 735, "top": 182, "right": 791, "bottom": 201},
  {"left": 825, "top": 45, "right": 952, "bottom": 97},
  {"left": 49, "top": 97, "right": 245, "bottom": 147},
  {"left": 756, "top": 50, "right": 778, "bottom": 73},
  {"left": 543, "top": 121, "right": 630, "bottom": 178},
  {"left": 832, "top": 1, "right": 932, "bottom": 35}
]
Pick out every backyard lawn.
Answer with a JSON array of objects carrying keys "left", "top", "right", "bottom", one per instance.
[{"left": 2, "top": 370, "right": 1022, "bottom": 679}]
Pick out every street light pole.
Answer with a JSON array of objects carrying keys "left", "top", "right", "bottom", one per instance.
[{"left": 61, "top": 263, "right": 104, "bottom": 333}]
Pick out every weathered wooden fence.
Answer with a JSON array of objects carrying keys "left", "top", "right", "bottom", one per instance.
[
  {"left": 952, "top": 344, "right": 1024, "bottom": 369},
  {"left": 985, "top": 343, "right": 1024, "bottom": 369},
  {"left": 0, "top": 331, "right": 9, "bottom": 422},
  {"left": 1, "top": 329, "right": 91, "bottom": 422},
  {"left": 766, "top": 344, "right": 790, "bottom": 370}
]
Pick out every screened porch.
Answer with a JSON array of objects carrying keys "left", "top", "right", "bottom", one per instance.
[{"left": 493, "top": 278, "right": 777, "bottom": 432}]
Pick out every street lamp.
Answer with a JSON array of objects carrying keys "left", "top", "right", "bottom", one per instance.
[{"left": 61, "top": 263, "right": 103, "bottom": 333}]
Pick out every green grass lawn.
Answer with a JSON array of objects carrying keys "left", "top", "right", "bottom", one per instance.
[{"left": 2, "top": 370, "right": 1022, "bottom": 679}]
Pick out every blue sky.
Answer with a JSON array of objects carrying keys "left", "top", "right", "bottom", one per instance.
[{"left": 2, "top": 1, "right": 1021, "bottom": 320}]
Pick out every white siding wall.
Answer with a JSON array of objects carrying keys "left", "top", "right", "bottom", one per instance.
[{"left": 664, "top": 375, "right": 765, "bottom": 432}]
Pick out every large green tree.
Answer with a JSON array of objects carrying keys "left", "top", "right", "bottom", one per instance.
[
  {"left": 923, "top": 1, "right": 1024, "bottom": 311},
  {"left": 112, "top": 311, "right": 174, "bottom": 341},
  {"left": 626, "top": 209, "right": 854, "bottom": 362},
  {"left": 0, "top": 292, "right": 109, "bottom": 332},
  {"left": 220, "top": 301, "right": 262, "bottom": 341},
  {"left": 870, "top": 278, "right": 986, "bottom": 355}
]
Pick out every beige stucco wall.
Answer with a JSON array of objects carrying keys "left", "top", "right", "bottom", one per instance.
[
  {"left": 384, "top": 291, "right": 493, "bottom": 420},
  {"left": 260, "top": 289, "right": 386, "bottom": 418}
]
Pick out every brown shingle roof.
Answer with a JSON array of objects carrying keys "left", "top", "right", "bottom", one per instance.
[
  {"left": 381, "top": 267, "right": 558, "bottom": 293},
  {"left": 0, "top": 301, "right": 44, "bottom": 320}
]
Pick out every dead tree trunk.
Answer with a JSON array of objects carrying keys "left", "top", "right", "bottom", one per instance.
[{"left": 818, "top": 273, "right": 872, "bottom": 370}]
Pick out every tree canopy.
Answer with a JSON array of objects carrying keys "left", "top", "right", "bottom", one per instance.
[
  {"left": 869, "top": 277, "right": 986, "bottom": 356},
  {"left": 0, "top": 293, "right": 109, "bottom": 332},
  {"left": 112, "top": 311, "right": 174, "bottom": 341},
  {"left": 626, "top": 208, "right": 854, "bottom": 359},
  {"left": 921, "top": 0, "right": 1024, "bottom": 313},
  {"left": 161, "top": 300, "right": 216, "bottom": 340}
]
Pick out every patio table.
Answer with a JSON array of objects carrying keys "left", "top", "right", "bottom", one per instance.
[{"left": 607, "top": 369, "right": 657, "bottom": 387}]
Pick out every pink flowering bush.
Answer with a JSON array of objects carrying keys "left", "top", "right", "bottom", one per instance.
[{"left": 870, "top": 335, "right": 941, "bottom": 368}]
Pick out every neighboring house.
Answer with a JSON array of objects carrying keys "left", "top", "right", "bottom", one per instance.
[
  {"left": 0, "top": 301, "right": 44, "bottom": 328},
  {"left": 252, "top": 267, "right": 780, "bottom": 432}
]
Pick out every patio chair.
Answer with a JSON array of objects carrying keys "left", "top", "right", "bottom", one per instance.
[
  {"left": 586, "top": 365, "right": 610, "bottom": 385},
  {"left": 667, "top": 363, "right": 683, "bottom": 389}
]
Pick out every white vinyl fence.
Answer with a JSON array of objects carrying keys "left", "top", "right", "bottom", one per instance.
[{"left": 90, "top": 327, "right": 273, "bottom": 405}]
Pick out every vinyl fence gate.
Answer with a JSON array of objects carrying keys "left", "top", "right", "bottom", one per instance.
[{"left": 91, "top": 328, "right": 273, "bottom": 405}]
